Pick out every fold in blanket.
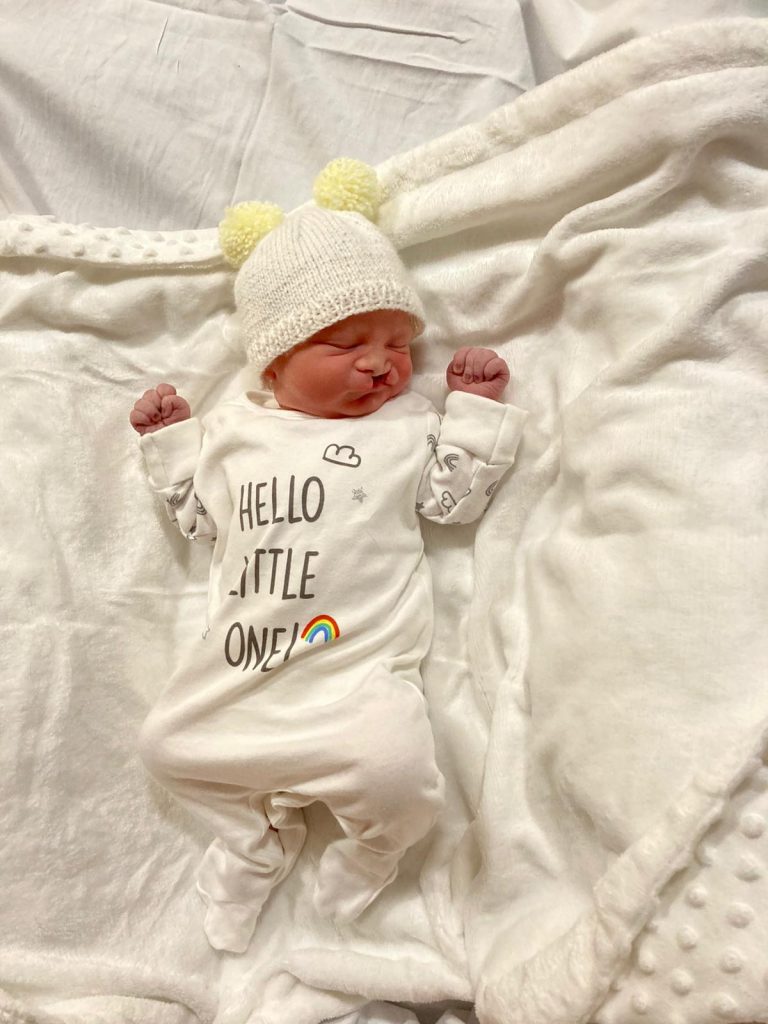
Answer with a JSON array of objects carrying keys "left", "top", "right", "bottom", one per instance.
[{"left": 1, "top": 17, "right": 768, "bottom": 1024}]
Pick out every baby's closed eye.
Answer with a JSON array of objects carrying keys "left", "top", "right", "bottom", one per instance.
[{"left": 322, "top": 341, "right": 358, "bottom": 352}]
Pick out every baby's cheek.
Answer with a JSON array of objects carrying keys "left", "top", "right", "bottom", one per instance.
[
  {"left": 313, "top": 359, "right": 350, "bottom": 395},
  {"left": 395, "top": 353, "right": 413, "bottom": 382}
]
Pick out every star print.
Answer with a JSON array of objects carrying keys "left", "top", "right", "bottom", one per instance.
[
  {"left": 415, "top": 501, "right": 425, "bottom": 511},
  {"left": 352, "top": 487, "right": 368, "bottom": 503}
]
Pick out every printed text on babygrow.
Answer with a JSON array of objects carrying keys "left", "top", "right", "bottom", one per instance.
[{"left": 223, "top": 475, "right": 328, "bottom": 673}]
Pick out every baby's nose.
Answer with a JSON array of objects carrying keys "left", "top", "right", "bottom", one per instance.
[{"left": 356, "top": 348, "right": 390, "bottom": 374}]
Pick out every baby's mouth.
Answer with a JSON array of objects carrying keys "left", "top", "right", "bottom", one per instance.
[{"left": 352, "top": 373, "right": 392, "bottom": 400}]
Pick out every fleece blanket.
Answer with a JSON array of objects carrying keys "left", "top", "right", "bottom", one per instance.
[{"left": 2, "top": 16, "right": 768, "bottom": 1024}]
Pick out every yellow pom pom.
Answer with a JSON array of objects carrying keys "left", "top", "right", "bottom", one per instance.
[
  {"left": 313, "top": 158, "right": 381, "bottom": 221},
  {"left": 218, "top": 201, "right": 284, "bottom": 268}
]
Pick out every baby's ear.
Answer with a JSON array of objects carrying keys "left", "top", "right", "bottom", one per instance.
[{"left": 218, "top": 201, "right": 284, "bottom": 268}]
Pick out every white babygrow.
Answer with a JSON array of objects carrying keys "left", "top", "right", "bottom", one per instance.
[{"left": 138, "top": 386, "right": 526, "bottom": 953}]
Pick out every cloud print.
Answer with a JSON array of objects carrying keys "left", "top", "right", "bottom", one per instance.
[{"left": 322, "top": 444, "right": 362, "bottom": 468}]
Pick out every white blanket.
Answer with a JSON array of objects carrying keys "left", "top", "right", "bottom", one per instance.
[{"left": 2, "top": 15, "right": 768, "bottom": 1024}]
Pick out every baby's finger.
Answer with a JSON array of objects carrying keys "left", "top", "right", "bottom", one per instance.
[
  {"left": 482, "top": 356, "right": 510, "bottom": 383},
  {"left": 135, "top": 396, "right": 163, "bottom": 422},
  {"left": 155, "top": 383, "right": 177, "bottom": 399},
  {"left": 464, "top": 348, "right": 485, "bottom": 383},
  {"left": 450, "top": 347, "right": 470, "bottom": 376},
  {"left": 164, "top": 409, "right": 187, "bottom": 427},
  {"left": 129, "top": 408, "right": 152, "bottom": 428},
  {"left": 161, "top": 394, "right": 189, "bottom": 421},
  {"left": 141, "top": 388, "right": 163, "bottom": 411}
]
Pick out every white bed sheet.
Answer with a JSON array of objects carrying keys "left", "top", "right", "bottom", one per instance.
[
  {"left": 4, "top": 0, "right": 764, "bottom": 229},
  {"left": 0, "top": 0, "right": 532, "bottom": 228}
]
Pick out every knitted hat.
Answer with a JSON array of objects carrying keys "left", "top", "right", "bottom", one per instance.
[{"left": 219, "top": 159, "right": 426, "bottom": 376}]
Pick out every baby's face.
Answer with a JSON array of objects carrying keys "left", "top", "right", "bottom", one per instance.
[{"left": 264, "top": 309, "right": 415, "bottom": 418}]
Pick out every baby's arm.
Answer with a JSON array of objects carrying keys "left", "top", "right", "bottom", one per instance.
[
  {"left": 130, "top": 383, "right": 217, "bottom": 544},
  {"left": 417, "top": 349, "right": 526, "bottom": 525}
]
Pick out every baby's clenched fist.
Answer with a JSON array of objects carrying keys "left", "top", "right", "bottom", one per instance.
[
  {"left": 446, "top": 347, "right": 510, "bottom": 402},
  {"left": 129, "top": 383, "right": 190, "bottom": 435}
]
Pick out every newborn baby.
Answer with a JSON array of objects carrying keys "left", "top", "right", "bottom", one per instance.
[{"left": 131, "top": 177, "right": 527, "bottom": 954}]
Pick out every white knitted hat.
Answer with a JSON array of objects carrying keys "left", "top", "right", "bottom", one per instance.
[
  {"left": 219, "top": 159, "right": 426, "bottom": 377},
  {"left": 234, "top": 206, "right": 425, "bottom": 375}
]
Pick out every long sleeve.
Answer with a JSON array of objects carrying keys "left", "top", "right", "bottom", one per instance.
[
  {"left": 417, "top": 390, "right": 527, "bottom": 525},
  {"left": 138, "top": 418, "right": 217, "bottom": 543}
]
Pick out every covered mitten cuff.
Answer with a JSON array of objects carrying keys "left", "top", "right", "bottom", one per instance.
[
  {"left": 138, "top": 417, "right": 203, "bottom": 490},
  {"left": 441, "top": 391, "right": 528, "bottom": 466}
]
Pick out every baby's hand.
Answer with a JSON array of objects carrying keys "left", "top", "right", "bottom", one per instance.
[
  {"left": 129, "top": 383, "right": 191, "bottom": 435},
  {"left": 446, "top": 347, "right": 510, "bottom": 402}
]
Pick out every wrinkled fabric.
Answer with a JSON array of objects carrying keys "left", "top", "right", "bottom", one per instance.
[
  {"left": 3, "top": 14, "right": 768, "bottom": 1024},
  {"left": 0, "top": 0, "right": 532, "bottom": 228},
  {"left": 4, "top": 0, "right": 764, "bottom": 230}
]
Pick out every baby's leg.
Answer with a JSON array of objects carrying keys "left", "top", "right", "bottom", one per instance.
[
  {"left": 302, "top": 666, "right": 445, "bottom": 924},
  {"left": 138, "top": 648, "right": 442, "bottom": 940},
  {"left": 168, "top": 777, "right": 305, "bottom": 952},
  {"left": 138, "top": 687, "right": 306, "bottom": 953}
]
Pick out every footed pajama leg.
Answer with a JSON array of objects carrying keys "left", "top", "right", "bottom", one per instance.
[
  {"left": 138, "top": 698, "right": 307, "bottom": 953},
  {"left": 300, "top": 667, "right": 446, "bottom": 925},
  {"left": 138, "top": 643, "right": 442, "bottom": 945}
]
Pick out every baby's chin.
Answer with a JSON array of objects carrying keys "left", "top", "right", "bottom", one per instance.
[{"left": 340, "top": 384, "right": 408, "bottom": 416}]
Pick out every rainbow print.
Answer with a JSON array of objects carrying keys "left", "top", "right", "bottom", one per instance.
[{"left": 301, "top": 614, "right": 340, "bottom": 645}]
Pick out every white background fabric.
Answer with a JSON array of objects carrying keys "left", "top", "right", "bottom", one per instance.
[
  {"left": 3, "top": 0, "right": 765, "bottom": 228},
  {"left": 2, "top": 6, "right": 768, "bottom": 1024},
  {"left": 0, "top": 0, "right": 532, "bottom": 227}
]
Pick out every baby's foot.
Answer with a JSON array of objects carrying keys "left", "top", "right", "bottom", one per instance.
[
  {"left": 196, "top": 834, "right": 284, "bottom": 951},
  {"left": 313, "top": 840, "right": 401, "bottom": 926},
  {"left": 202, "top": 898, "right": 262, "bottom": 954}
]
